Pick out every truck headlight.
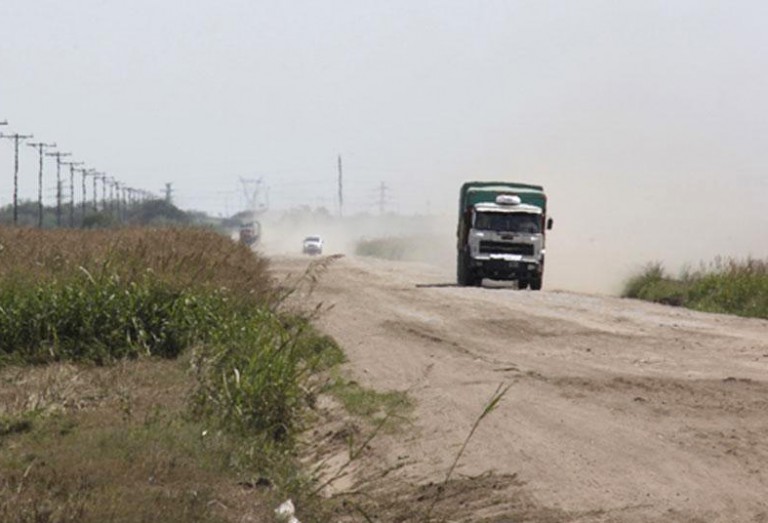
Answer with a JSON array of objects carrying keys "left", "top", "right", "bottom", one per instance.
[{"left": 528, "top": 264, "right": 537, "bottom": 271}]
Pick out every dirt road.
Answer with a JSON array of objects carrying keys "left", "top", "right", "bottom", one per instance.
[{"left": 276, "top": 255, "right": 768, "bottom": 522}]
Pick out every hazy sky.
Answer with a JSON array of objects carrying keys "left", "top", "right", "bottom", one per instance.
[{"left": 2, "top": 1, "right": 767, "bottom": 289}]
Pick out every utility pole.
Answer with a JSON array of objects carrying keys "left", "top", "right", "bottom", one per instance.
[
  {"left": 27, "top": 141, "right": 56, "bottom": 228},
  {"left": 78, "top": 168, "right": 95, "bottom": 224},
  {"left": 1, "top": 132, "right": 34, "bottom": 225},
  {"left": 378, "top": 181, "right": 389, "bottom": 215},
  {"left": 164, "top": 182, "right": 173, "bottom": 205},
  {"left": 108, "top": 178, "right": 115, "bottom": 215},
  {"left": 115, "top": 181, "right": 122, "bottom": 222},
  {"left": 98, "top": 174, "right": 108, "bottom": 211},
  {"left": 122, "top": 186, "right": 128, "bottom": 222},
  {"left": 61, "top": 161, "right": 83, "bottom": 228},
  {"left": 337, "top": 154, "right": 343, "bottom": 217},
  {"left": 91, "top": 171, "right": 103, "bottom": 212},
  {"left": 110, "top": 179, "right": 121, "bottom": 219},
  {"left": 47, "top": 151, "right": 71, "bottom": 227}
]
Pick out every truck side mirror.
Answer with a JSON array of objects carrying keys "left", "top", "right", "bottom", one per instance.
[{"left": 547, "top": 218, "right": 553, "bottom": 230}]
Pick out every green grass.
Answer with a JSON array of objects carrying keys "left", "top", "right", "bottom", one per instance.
[
  {"left": 190, "top": 313, "right": 346, "bottom": 444},
  {"left": 0, "top": 227, "right": 342, "bottom": 446},
  {"left": 622, "top": 258, "right": 768, "bottom": 319},
  {"left": 324, "top": 375, "right": 413, "bottom": 425},
  {"left": 0, "top": 227, "right": 352, "bottom": 521}
]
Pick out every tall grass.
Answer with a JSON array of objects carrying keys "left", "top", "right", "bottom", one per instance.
[
  {"left": 0, "top": 227, "right": 269, "bottom": 364},
  {"left": 622, "top": 257, "right": 768, "bottom": 319},
  {"left": 0, "top": 226, "right": 344, "bottom": 447},
  {"left": 0, "top": 227, "right": 271, "bottom": 297},
  {"left": 190, "top": 314, "right": 344, "bottom": 443}
]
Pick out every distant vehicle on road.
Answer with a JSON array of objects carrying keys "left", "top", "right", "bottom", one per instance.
[
  {"left": 239, "top": 221, "right": 261, "bottom": 247},
  {"left": 302, "top": 235, "right": 323, "bottom": 255}
]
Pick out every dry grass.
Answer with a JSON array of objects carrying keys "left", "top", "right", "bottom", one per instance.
[
  {"left": 0, "top": 358, "right": 278, "bottom": 523},
  {"left": 0, "top": 227, "right": 271, "bottom": 300}
]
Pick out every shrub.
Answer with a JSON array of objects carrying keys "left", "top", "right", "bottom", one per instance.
[{"left": 622, "top": 257, "right": 768, "bottom": 319}]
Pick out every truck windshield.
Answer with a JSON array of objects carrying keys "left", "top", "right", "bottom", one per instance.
[{"left": 474, "top": 212, "right": 541, "bottom": 233}]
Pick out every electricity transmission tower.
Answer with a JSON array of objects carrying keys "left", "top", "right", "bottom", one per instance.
[{"left": 239, "top": 177, "right": 267, "bottom": 215}]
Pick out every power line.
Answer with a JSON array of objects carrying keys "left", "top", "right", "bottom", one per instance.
[
  {"left": 27, "top": 141, "right": 56, "bottom": 228},
  {"left": 47, "top": 151, "right": 71, "bottom": 226},
  {"left": 76, "top": 167, "right": 96, "bottom": 225},
  {"left": 239, "top": 177, "right": 267, "bottom": 214},
  {"left": 1, "top": 131, "right": 34, "bottom": 225},
  {"left": 96, "top": 174, "right": 106, "bottom": 211},
  {"left": 90, "top": 171, "right": 104, "bottom": 212},
  {"left": 61, "top": 161, "right": 83, "bottom": 228}
]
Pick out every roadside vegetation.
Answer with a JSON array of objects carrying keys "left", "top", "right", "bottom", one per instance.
[
  {"left": 0, "top": 227, "right": 368, "bottom": 521},
  {"left": 355, "top": 236, "right": 414, "bottom": 260},
  {"left": 0, "top": 199, "right": 208, "bottom": 229},
  {"left": 622, "top": 258, "right": 768, "bottom": 319},
  {"left": 354, "top": 235, "right": 449, "bottom": 264},
  {"left": 1, "top": 226, "right": 517, "bottom": 522}
]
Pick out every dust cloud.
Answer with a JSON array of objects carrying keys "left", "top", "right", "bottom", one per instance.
[
  {"left": 257, "top": 208, "right": 455, "bottom": 268},
  {"left": 255, "top": 172, "right": 767, "bottom": 296}
]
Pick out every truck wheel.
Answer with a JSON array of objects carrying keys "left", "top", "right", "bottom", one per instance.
[
  {"left": 518, "top": 280, "right": 529, "bottom": 290},
  {"left": 467, "top": 272, "right": 482, "bottom": 287},
  {"left": 530, "top": 277, "right": 543, "bottom": 291},
  {"left": 457, "top": 253, "right": 467, "bottom": 286},
  {"left": 458, "top": 252, "right": 481, "bottom": 287}
]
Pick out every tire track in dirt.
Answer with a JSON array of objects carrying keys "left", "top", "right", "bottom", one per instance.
[{"left": 274, "top": 255, "right": 768, "bottom": 522}]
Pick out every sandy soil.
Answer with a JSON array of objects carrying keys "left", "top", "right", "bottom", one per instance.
[{"left": 275, "top": 254, "right": 768, "bottom": 522}]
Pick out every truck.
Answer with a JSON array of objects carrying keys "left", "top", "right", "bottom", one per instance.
[
  {"left": 456, "top": 181, "right": 552, "bottom": 289},
  {"left": 238, "top": 221, "right": 261, "bottom": 247}
]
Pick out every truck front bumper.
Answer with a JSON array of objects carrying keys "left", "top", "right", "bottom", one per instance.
[{"left": 469, "top": 257, "right": 541, "bottom": 281}]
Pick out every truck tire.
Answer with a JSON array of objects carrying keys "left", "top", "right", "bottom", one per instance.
[
  {"left": 457, "top": 252, "right": 481, "bottom": 287},
  {"left": 465, "top": 271, "right": 481, "bottom": 287},
  {"left": 530, "top": 276, "right": 543, "bottom": 291},
  {"left": 518, "top": 280, "right": 529, "bottom": 290},
  {"left": 457, "top": 252, "right": 468, "bottom": 286}
]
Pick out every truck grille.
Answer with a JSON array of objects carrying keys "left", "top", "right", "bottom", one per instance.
[{"left": 478, "top": 241, "right": 534, "bottom": 256}]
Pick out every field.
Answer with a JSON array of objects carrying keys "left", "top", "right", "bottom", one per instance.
[{"left": 0, "top": 227, "right": 392, "bottom": 522}]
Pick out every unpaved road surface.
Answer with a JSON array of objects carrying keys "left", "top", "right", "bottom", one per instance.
[{"left": 276, "top": 255, "right": 768, "bottom": 522}]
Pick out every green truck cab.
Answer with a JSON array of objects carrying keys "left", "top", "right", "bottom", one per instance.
[{"left": 457, "top": 182, "right": 552, "bottom": 289}]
